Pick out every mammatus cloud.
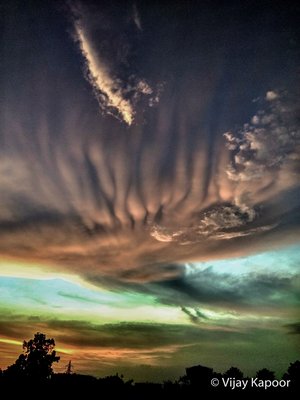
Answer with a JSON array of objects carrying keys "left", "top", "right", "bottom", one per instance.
[
  {"left": 1, "top": 1, "right": 299, "bottom": 383},
  {"left": 0, "top": 88, "right": 299, "bottom": 283},
  {"left": 0, "top": 3, "right": 299, "bottom": 283},
  {"left": 150, "top": 91, "right": 300, "bottom": 245},
  {"left": 71, "top": 2, "right": 158, "bottom": 125}
]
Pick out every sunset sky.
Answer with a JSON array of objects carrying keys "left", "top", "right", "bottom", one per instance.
[{"left": 0, "top": 0, "right": 299, "bottom": 382}]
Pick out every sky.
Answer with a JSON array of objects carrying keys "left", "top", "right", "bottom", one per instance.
[{"left": 0, "top": 0, "right": 299, "bottom": 382}]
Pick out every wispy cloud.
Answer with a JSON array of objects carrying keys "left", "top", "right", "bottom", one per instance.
[
  {"left": 132, "top": 3, "right": 142, "bottom": 31},
  {"left": 70, "top": 1, "right": 156, "bottom": 125},
  {"left": 74, "top": 22, "right": 135, "bottom": 125}
]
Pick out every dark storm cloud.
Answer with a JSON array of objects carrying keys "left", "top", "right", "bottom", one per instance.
[
  {"left": 284, "top": 322, "right": 300, "bottom": 335},
  {"left": 0, "top": 1, "right": 299, "bottom": 284},
  {"left": 143, "top": 268, "right": 300, "bottom": 311}
]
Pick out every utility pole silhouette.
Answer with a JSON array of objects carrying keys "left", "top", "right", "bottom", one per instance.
[{"left": 65, "top": 361, "right": 73, "bottom": 375}]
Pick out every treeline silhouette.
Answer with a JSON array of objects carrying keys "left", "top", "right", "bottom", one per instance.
[{"left": 0, "top": 333, "right": 298, "bottom": 395}]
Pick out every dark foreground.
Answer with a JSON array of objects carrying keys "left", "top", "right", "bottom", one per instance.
[{"left": 1, "top": 362, "right": 299, "bottom": 396}]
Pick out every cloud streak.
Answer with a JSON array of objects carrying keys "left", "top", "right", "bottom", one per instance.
[
  {"left": 0, "top": 308, "right": 298, "bottom": 379},
  {"left": 71, "top": 1, "right": 156, "bottom": 125},
  {"left": 74, "top": 21, "right": 135, "bottom": 125}
]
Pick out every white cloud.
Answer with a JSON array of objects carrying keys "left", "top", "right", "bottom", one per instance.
[
  {"left": 224, "top": 91, "right": 300, "bottom": 184},
  {"left": 132, "top": 3, "right": 142, "bottom": 31},
  {"left": 266, "top": 90, "right": 279, "bottom": 101},
  {"left": 71, "top": 3, "right": 159, "bottom": 125},
  {"left": 74, "top": 22, "right": 135, "bottom": 125},
  {"left": 197, "top": 205, "right": 255, "bottom": 233},
  {"left": 212, "top": 224, "right": 277, "bottom": 240},
  {"left": 149, "top": 204, "right": 261, "bottom": 244},
  {"left": 150, "top": 225, "right": 174, "bottom": 242}
]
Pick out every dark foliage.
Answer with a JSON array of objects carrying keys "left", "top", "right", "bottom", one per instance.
[
  {"left": 3, "top": 332, "right": 60, "bottom": 381},
  {"left": 256, "top": 368, "right": 275, "bottom": 380}
]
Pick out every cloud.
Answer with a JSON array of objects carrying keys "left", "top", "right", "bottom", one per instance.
[
  {"left": 132, "top": 3, "right": 142, "bottom": 31},
  {"left": 57, "top": 291, "right": 100, "bottom": 304},
  {"left": 1, "top": 2, "right": 299, "bottom": 383},
  {"left": 50, "top": 320, "right": 204, "bottom": 349},
  {"left": 148, "top": 91, "right": 300, "bottom": 249},
  {"left": 1, "top": 309, "right": 298, "bottom": 377},
  {"left": 0, "top": 312, "right": 243, "bottom": 352},
  {"left": 266, "top": 91, "right": 279, "bottom": 101},
  {"left": 0, "top": 0, "right": 299, "bottom": 287},
  {"left": 150, "top": 225, "right": 175, "bottom": 243},
  {"left": 146, "top": 267, "right": 300, "bottom": 311},
  {"left": 181, "top": 307, "right": 208, "bottom": 324},
  {"left": 1, "top": 311, "right": 297, "bottom": 380},
  {"left": 70, "top": 1, "right": 157, "bottom": 125},
  {"left": 116, "top": 263, "right": 184, "bottom": 283},
  {"left": 148, "top": 205, "right": 277, "bottom": 244},
  {"left": 224, "top": 91, "right": 300, "bottom": 187},
  {"left": 284, "top": 322, "right": 300, "bottom": 335},
  {"left": 212, "top": 224, "right": 277, "bottom": 240},
  {"left": 74, "top": 21, "right": 135, "bottom": 125}
]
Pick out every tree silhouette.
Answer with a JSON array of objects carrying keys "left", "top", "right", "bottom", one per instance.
[
  {"left": 4, "top": 332, "right": 60, "bottom": 380},
  {"left": 184, "top": 364, "right": 221, "bottom": 390},
  {"left": 223, "top": 366, "right": 244, "bottom": 379},
  {"left": 283, "top": 360, "right": 300, "bottom": 379},
  {"left": 255, "top": 368, "right": 275, "bottom": 380},
  {"left": 282, "top": 360, "right": 300, "bottom": 389}
]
